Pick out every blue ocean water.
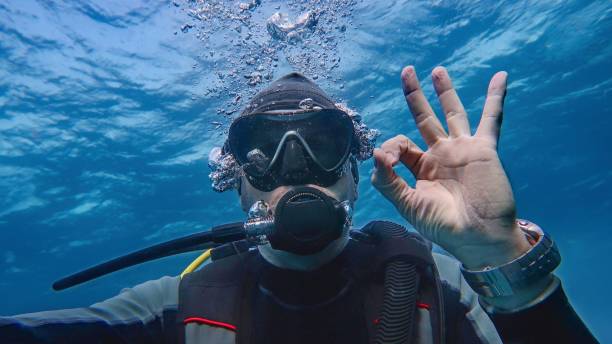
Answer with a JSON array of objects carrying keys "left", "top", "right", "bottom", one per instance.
[{"left": 0, "top": 0, "right": 610, "bottom": 341}]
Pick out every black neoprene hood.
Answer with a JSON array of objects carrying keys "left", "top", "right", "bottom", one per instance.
[{"left": 241, "top": 72, "right": 337, "bottom": 114}]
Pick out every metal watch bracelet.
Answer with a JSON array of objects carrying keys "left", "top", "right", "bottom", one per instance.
[{"left": 460, "top": 219, "right": 561, "bottom": 298}]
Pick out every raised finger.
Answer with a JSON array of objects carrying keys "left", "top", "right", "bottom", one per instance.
[
  {"left": 401, "top": 66, "right": 447, "bottom": 147},
  {"left": 432, "top": 66, "right": 471, "bottom": 138},
  {"left": 475, "top": 71, "right": 508, "bottom": 147}
]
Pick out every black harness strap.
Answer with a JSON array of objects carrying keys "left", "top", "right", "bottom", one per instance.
[{"left": 177, "top": 253, "right": 249, "bottom": 334}]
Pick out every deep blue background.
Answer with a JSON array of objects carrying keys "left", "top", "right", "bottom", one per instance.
[{"left": 1, "top": 0, "right": 610, "bottom": 341}]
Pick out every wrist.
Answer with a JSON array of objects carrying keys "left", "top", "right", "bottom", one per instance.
[
  {"left": 461, "top": 219, "right": 561, "bottom": 299},
  {"left": 459, "top": 221, "right": 533, "bottom": 270}
]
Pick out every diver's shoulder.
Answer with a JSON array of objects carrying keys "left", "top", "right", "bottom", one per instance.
[
  {"left": 118, "top": 275, "right": 181, "bottom": 295},
  {"left": 106, "top": 255, "right": 252, "bottom": 307},
  {"left": 88, "top": 275, "right": 181, "bottom": 311}
]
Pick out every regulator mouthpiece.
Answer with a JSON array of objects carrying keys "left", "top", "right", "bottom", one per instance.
[{"left": 244, "top": 187, "right": 352, "bottom": 255}]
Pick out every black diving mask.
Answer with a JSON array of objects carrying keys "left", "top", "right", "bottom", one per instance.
[{"left": 226, "top": 108, "right": 357, "bottom": 191}]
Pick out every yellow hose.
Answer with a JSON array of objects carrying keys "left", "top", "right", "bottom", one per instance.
[{"left": 180, "top": 249, "right": 212, "bottom": 279}]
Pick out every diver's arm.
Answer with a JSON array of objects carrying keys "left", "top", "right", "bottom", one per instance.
[
  {"left": 371, "top": 66, "right": 597, "bottom": 341},
  {"left": 0, "top": 275, "right": 180, "bottom": 343},
  {"left": 435, "top": 252, "right": 598, "bottom": 344},
  {"left": 483, "top": 277, "right": 599, "bottom": 344}
]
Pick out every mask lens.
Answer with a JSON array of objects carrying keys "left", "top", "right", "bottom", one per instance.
[
  {"left": 228, "top": 109, "right": 354, "bottom": 179},
  {"left": 229, "top": 118, "right": 282, "bottom": 176},
  {"left": 300, "top": 113, "right": 353, "bottom": 170}
]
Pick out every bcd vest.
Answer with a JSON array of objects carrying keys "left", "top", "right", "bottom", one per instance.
[{"left": 178, "top": 221, "right": 448, "bottom": 344}]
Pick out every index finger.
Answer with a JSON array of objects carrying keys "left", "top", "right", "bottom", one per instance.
[{"left": 401, "top": 66, "right": 447, "bottom": 147}]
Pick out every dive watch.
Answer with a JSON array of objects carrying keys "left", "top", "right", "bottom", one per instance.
[{"left": 461, "top": 219, "right": 561, "bottom": 298}]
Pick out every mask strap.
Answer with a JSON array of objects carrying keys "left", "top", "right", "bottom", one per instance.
[{"left": 350, "top": 156, "right": 359, "bottom": 185}]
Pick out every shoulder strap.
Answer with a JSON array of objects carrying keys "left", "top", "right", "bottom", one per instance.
[
  {"left": 351, "top": 221, "right": 445, "bottom": 344},
  {"left": 177, "top": 249, "right": 258, "bottom": 336},
  {"left": 349, "top": 221, "right": 434, "bottom": 276}
]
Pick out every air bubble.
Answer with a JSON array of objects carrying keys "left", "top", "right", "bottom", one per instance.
[
  {"left": 246, "top": 148, "right": 270, "bottom": 173},
  {"left": 178, "top": 0, "right": 356, "bottom": 119},
  {"left": 181, "top": 23, "right": 194, "bottom": 33}
]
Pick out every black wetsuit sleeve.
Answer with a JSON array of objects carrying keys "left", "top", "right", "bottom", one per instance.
[
  {"left": 487, "top": 283, "right": 599, "bottom": 344},
  {"left": 434, "top": 253, "right": 598, "bottom": 344},
  {"left": 0, "top": 276, "right": 180, "bottom": 344}
]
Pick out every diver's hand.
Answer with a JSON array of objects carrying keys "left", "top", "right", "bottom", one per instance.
[{"left": 371, "top": 66, "right": 531, "bottom": 270}]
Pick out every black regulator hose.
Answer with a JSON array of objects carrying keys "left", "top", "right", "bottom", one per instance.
[
  {"left": 375, "top": 223, "right": 420, "bottom": 344},
  {"left": 53, "top": 222, "right": 245, "bottom": 291}
]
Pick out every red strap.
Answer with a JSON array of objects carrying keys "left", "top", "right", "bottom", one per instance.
[
  {"left": 417, "top": 302, "right": 430, "bottom": 310},
  {"left": 184, "top": 317, "right": 237, "bottom": 332}
]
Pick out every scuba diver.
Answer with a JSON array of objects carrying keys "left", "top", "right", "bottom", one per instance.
[{"left": 0, "top": 67, "right": 598, "bottom": 344}]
